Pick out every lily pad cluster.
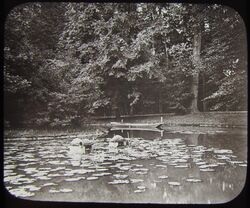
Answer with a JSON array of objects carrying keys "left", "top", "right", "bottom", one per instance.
[{"left": 4, "top": 133, "right": 247, "bottom": 199}]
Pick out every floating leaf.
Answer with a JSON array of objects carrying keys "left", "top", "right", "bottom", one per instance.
[
  {"left": 86, "top": 176, "right": 99, "bottom": 180},
  {"left": 137, "top": 185, "right": 146, "bottom": 189},
  {"left": 158, "top": 175, "right": 169, "bottom": 179},
  {"left": 168, "top": 181, "right": 181, "bottom": 186},
  {"left": 10, "top": 188, "right": 35, "bottom": 197},
  {"left": 134, "top": 189, "right": 145, "bottom": 193},
  {"left": 64, "top": 177, "right": 83, "bottom": 182},
  {"left": 155, "top": 165, "right": 167, "bottom": 168},
  {"left": 42, "top": 182, "right": 57, "bottom": 187},
  {"left": 108, "top": 179, "right": 129, "bottom": 184},
  {"left": 92, "top": 173, "right": 111, "bottom": 177},
  {"left": 49, "top": 189, "right": 60, "bottom": 193},
  {"left": 130, "top": 179, "right": 144, "bottom": 183},
  {"left": 174, "top": 164, "right": 189, "bottom": 168},
  {"left": 186, "top": 178, "right": 202, "bottom": 183},
  {"left": 113, "top": 174, "right": 128, "bottom": 179},
  {"left": 229, "top": 160, "right": 244, "bottom": 164},
  {"left": 199, "top": 164, "right": 218, "bottom": 168},
  {"left": 200, "top": 168, "right": 215, "bottom": 172},
  {"left": 60, "top": 188, "right": 73, "bottom": 193},
  {"left": 214, "top": 149, "right": 233, "bottom": 154}
]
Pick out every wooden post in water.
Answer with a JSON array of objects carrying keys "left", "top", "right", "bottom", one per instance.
[{"left": 161, "top": 116, "right": 163, "bottom": 123}]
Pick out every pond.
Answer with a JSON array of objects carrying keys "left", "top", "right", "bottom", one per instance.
[{"left": 4, "top": 126, "right": 247, "bottom": 203}]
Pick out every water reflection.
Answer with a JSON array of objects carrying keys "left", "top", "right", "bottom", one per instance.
[{"left": 4, "top": 127, "right": 247, "bottom": 203}]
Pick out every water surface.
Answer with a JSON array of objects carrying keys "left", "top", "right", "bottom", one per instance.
[{"left": 4, "top": 127, "right": 247, "bottom": 203}]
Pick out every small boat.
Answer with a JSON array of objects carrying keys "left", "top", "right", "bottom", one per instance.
[
  {"left": 110, "top": 122, "right": 163, "bottom": 129},
  {"left": 111, "top": 127, "right": 164, "bottom": 133}
]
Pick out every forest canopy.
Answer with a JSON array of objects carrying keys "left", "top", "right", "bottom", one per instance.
[{"left": 4, "top": 3, "right": 247, "bottom": 128}]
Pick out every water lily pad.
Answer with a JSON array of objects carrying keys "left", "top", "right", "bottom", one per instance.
[
  {"left": 155, "top": 164, "right": 167, "bottom": 168},
  {"left": 50, "top": 167, "right": 66, "bottom": 171},
  {"left": 216, "top": 155, "right": 231, "bottom": 160},
  {"left": 5, "top": 165, "right": 16, "bottom": 169},
  {"left": 195, "top": 162, "right": 206, "bottom": 165},
  {"left": 132, "top": 168, "right": 148, "bottom": 172},
  {"left": 214, "top": 149, "right": 233, "bottom": 154},
  {"left": 113, "top": 174, "right": 128, "bottom": 179},
  {"left": 137, "top": 185, "right": 146, "bottom": 189},
  {"left": 10, "top": 188, "right": 35, "bottom": 197},
  {"left": 238, "top": 164, "right": 247, "bottom": 167},
  {"left": 49, "top": 189, "right": 60, "bottom": 193},
  {"left": 65, "top": 177, "right": 82, "bottom": 182},
  {"left": 60, "top": 188, "right": 73, "bottom": 193},
  {"left": 102, "top": 162, "right": 113, "bottom": 165},
  {"left": 48, "top": 173, "right": 61, "bottom": 177},
  {"left": 134, "top": 189, "right": 145, "bottom": 193},
  {"left": 158, "top": 175, "right": 169, "bottom": 179},
  {"left": 229, "top": 160, "right": 244, "bottom": 164},
  {"left": 119, "top": 166, "right": 132, "bottom": 171},
  {"left": 96, "top": 168, "right": 109, "bottom": 172},
  {"left": 200, "top": 168, "right": 215, "bottom": 172},
  {"left": 92, "top": 172, "right": 111, "bottom": 177},
  {"left": 173, "top": 159, "right": 188, "bottom": 163},
  {"left": 168, "top": 181, "right": 181, "bottom": 186},
  {"left": 217, "top": 162, "right": 226, "bottom": 165},
  {"left": 199, "top": 164, "right": 218, "bottom": 168},
  {"left": 4, "top": 171, "right": 16, "bottom": 177},
  {"left": 135, "top": 171, "right": 148, "bottom": 175},
  {"left": 37, "top": 176, "right": 52, "bottom": 180},
  {"left": 25, "top": 185, "right": 41, "bottom": 191},
  {"left": 186, "top": 178, "right": 202, "bottom": 183},
  {"left": 23, "top": 167, "right": 37, "bottom": 173},
  {"left": 39, "top": 167, "right": 52, "bottom": 171},
  {"left": 174, "top": 164, "right": 189, "bottom": 168},
  {"left": 168, "top": 163, "right": 178, "bottom": 166},
  {"left": 130, "top": 179, "right": 144, "bottom": 183},
  {"left": 86, "top": 176, "right": 99, "bottom": 180},
  {"left": 63, "top": 173, "right": 74, "bottom": 177},
  {"left": 42, "top": 182, "right": 57, "bottom": 187},
  {"left": 108, "top": 179, "right": 129, "bottom": 184}
]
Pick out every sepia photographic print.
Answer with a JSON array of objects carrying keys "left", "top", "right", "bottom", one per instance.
[{"left": 3, "top": 2, "right": 247, "bottom": 205}]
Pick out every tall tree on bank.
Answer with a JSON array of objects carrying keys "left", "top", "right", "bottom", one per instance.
[
  {"left": 4, "top": 3, "right": 247, "bottom": 128},
  {"left": 4, "top": 3, "right": 67, "bottom": 127}
]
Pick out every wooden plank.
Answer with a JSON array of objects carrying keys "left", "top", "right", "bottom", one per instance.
[
  {"left": 110, "top": 122, "right": 163, "bottom": 128},
  {"left": 110, "top": 127, "right": 164, "bottom": 133}
]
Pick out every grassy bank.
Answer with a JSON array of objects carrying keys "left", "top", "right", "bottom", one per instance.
[
  {"left": 4, "top": 112, "right": 247, "bottom": 138},
  {"left": 4, "top": 126, "right": 102, "bottom": 138},
  {"left": 93, "top": 111, "right": 247, "bottom": 128}
]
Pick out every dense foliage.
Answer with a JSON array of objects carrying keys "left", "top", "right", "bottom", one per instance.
[{"left": 4, "top": 3, "right": 247, "bottom": 128}]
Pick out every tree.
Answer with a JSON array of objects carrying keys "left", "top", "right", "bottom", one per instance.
[
  {"left": 4, "top": 2, "right": 247, "bottom": 128},
  {"left": 4, "top": 2, "right": 67, "bottom": 127}
]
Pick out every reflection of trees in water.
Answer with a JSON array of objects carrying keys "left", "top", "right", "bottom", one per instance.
[
  {"left": 107, "top": 130, "right": 163, "bottom": 139},
  {"left": 185, "top": 133, "right": 200, "bottom": 145},
  {"left": 185, "top": 133, "right": 212, "bottom": 146},
  {"left": 195, "top": 133, "right": 246, "bottom": 160}
]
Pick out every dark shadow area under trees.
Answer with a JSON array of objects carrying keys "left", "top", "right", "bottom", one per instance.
[{"left": 4, "top": 3, "right": 247, "bottom": 129}]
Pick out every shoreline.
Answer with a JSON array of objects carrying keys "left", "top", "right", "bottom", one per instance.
[
  {"left": 92, "top": 111, "right": 248, "bottom": 128},
  {"left": 4, "top": 112, "right": 247, "bottom": 138}
]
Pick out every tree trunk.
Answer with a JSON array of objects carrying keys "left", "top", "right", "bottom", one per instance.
[
  {"left": 202, "top": 72, "right": 207, "bottom": 112},
  {"left": 190, "top": 73, "right": 199, "bottom": 113},
  {"left": 129, "top": 105, "right": 134, "bottom": 115},
  {"left": 113, "top": 88, "right": 120, "bottom": 118},
  {"left": 190, "top": 32, "right": 201, "bottom": 113},
  {"left": 159, "top": 89, "right": 163, "bottom": 114}
]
